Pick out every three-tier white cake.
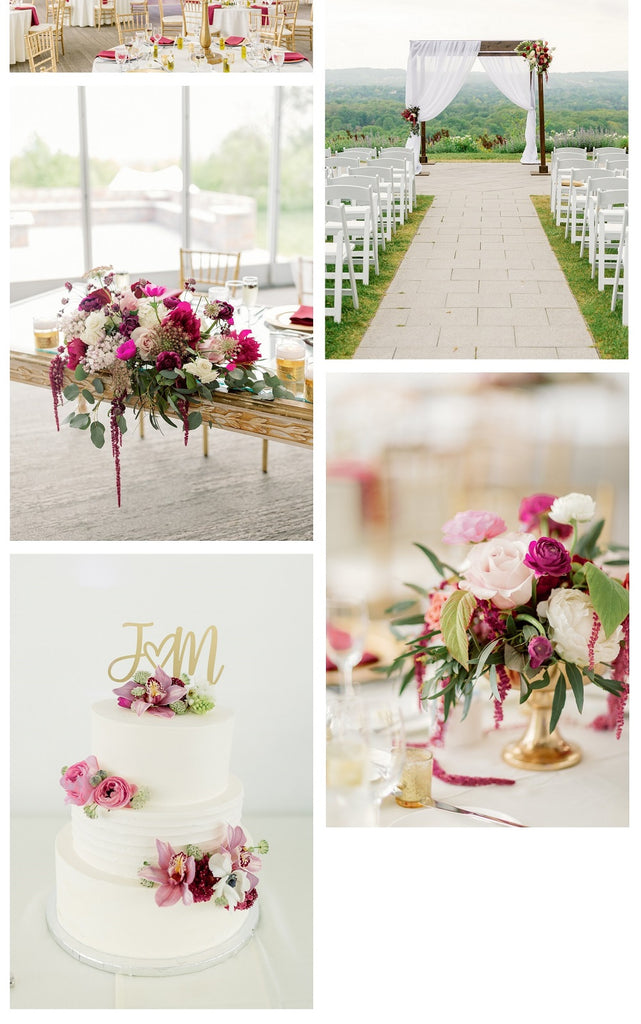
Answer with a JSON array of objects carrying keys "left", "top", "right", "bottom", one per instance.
[{"left": 51, "top": 678, "right": 263, "bottom": 973}]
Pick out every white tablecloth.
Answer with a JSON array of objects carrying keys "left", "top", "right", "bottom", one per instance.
[
  {"left": 11, "top": 814, "right": 312, "bottom": 1009},
  {"left": 10, "top": 8, "right": 35, "bottom": 64},
  {"left": 70, "top": 0, "right": 130, "bottom": 27},
  {"left": 92, "top": 45, "right": 310, "bottom": 72},
  {"left": 329, "top": 680, "right": 628, "bottom": 828}
]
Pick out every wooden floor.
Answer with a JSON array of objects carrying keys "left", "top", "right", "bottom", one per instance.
[{"left": 11, "top": 2, "right": 313, "bottom": 72}]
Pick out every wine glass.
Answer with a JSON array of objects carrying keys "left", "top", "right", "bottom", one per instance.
[
  {"left": 241, "top": 276, "right": 258, "bottom": 326},
  {"left": 115, "top": 44, "right": 128, "bottom": 72},
  {"left": 225, "top": 279, "right": 244, "bottom": 310},
  {"left": 326, "top": 597, "right": 369, "bottom": 698},
  {"left": 271, "top": 47, "right": 285, "bottom": 71}
]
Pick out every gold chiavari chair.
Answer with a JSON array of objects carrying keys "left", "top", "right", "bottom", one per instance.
[{"left": 25, "top": 26, "right": 58, "bottom": 72}]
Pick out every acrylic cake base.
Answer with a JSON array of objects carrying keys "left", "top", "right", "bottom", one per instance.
[{"left": 50, "top": 824, "right": 259, "bottom": 976}]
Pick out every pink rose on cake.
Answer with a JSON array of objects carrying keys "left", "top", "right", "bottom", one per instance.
[
  {"left": 93, "top": 775, "right": 137, "bottom": 809},
  {"left": 60, "top": 756, "right": 99, "bottom": 806}
]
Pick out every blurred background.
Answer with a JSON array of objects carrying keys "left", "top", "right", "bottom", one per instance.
[{"left": 327, "top": 372, "right": 629, "bottom": 615}]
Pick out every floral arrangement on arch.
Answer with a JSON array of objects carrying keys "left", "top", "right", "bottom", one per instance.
[
  {"left": 139, "top": 825, "right": 268, "bottom": 910},
  {"left": 385, "top": 493, "right": 629, "bottom": 737},
  {"left": 402, "top": 106, "right": 420, "bottom": 136},
  {"left": 515, "top": 40, "right": 554, "bottom": 80},
  {"left": 48, "top": 266, "right": 292, "bottom": 506},
  {"left": 60, "top": 756, "right": 149, "bottom": 818},
  {"left": 113, "top": 665, "right": 216, "bottom": 719}
]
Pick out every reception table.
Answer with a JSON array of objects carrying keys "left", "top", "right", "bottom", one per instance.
[
  {"left": 70, "top": 0, "right": 130, "bottom": 27},
  {"left": 92, "top": 45, "right": 311, "bottom": 72},
  {"left": 11, "top": 814, "right": 312, "bottom": 1009},
  {"left": 9, "top": 6, "right": 38, "bottom": 64}
]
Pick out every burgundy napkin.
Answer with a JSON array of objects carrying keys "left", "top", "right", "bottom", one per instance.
[
  {"left": 208, "top": 4, "right": 222, "bottom": 23},
  {"left": 15, "top": 6, "right": 39, "bottom": 25},
  {"left": 326, "top": 625, "right": 378, "bottom": 671},
  {"left": 97, "top": 50, "right": 116, "bottom": 59},
  {"left": 225, "top": 36, "right": 245, "bottom": 45},
  {"left": 284, "top": 51, "right": 305, "bottom": 62},
  {"left": 290, "top": 305, "right": 313, "bottom": 326},
  {"left": 155, "top": 37, "right": 175, "bottom": 44}
]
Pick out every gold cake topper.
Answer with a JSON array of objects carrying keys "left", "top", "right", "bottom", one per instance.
[{"left": 108, "top": 623, "right": 224, "bottom": 685}]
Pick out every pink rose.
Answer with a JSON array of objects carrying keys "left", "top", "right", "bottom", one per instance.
[
  {"left": 442, "top": 510, "right": 506, "bottom": 545},
  {"left": 459, "top": 532, "right": 535, "bottom": 610},
  {"left": 92, "top": 775, "right": 136, "bottom": 809},
  {"left": 118, "top": 290, "right": 138, "bottom": 312},
  {"left": 60, "top": 756, "right": 99, "bottom": 806},
  {"left": 116, "top": 340, "right": 136, "bottom": 360},
  {"left": 131, "top": 326, "right": 156, "bottom": 356}
]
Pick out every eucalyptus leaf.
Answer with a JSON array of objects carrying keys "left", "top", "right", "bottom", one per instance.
[
  {"left": 70, "top": 412, "right": 90, "bottom": 430},
  {"left": 63, "top": 383, "right": 79, "bottom": 401},
  {"left": 74, "top": 365, "right": 88, "bottom": 381},
  {"left": 584, "top": 562, "right": 629, "bottom": 637},
  {"left": 187, "top": 411, "right": 202, "bottom": 430},
  {"left": 504, "top": 643, "right": 526, "bottom": 673},
  {"left": 384, "top": 599, "right": 418, "bottom": 614},
  {"left": 549, "top": 675, "right": 567, "bottom": 733},
  {"left": 403, "top": 582, "right": 431, "bottom": 599},
  {"left": 81, "top": 389, "right": 95, "bottom": 405},
  {"left": 473, "top": 638, "right": 501, "bottom": 680},
  {"left": 92, "top": 377, "right": 104, "bottom": 394},
  {"left": 488, "top": 663, "right": 500, "bottom": 701},
  {"left": 574, "top": 518, "right": 604, "bottom": 560},
  {"left": 413, "top": 542, "right": 457, "bottom": 579},
  {"left": 90, "top": 421, "right": 105, "bottom": 449}
]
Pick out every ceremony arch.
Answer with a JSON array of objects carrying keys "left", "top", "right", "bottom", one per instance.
[{"left": 406, "top": 40, "right": 549, "bottom": 174}]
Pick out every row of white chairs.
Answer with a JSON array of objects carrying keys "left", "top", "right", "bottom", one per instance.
[
  {"left": 325, "top": 147, "right": 417, "bottom": 322},
  {"left": 549, "top": 148, "right": 629, "bottom": 325}
]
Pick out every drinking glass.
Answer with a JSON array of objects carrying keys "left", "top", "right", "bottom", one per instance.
[
  {"left": 275, "top": 334, "right": 306, "bottom": 397},
  {"left": 271, "top": 47, "right": 285, "bottom": 71},
  {"left": 193, "top": 48, "right": 206, "bottom": 71},
  {"left": 241, "top": 276, "right": 258, "bottom": 325},
  {"left": 225, "top": 279, "right": 244, "bottom": 307},
  {"left": 326, "top": 597, "right": 368, "bottom": 698},
  {"left": 304, "top": 359, "right": 313, "bottom": 403},
  {"left": 32, "top": 316, "right": 59, "bottom": 351},
  {"left": 115, "top": 44, "right": 128, "bottom": 71}
]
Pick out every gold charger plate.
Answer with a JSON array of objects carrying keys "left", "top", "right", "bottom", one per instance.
[
  {"left": 326, "top": 622, "right": 403, "bottom": 686},
  {"left": 264, "top": 305, "right": 313, "bottom": 335}
]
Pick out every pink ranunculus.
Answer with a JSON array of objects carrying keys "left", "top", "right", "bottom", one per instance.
[
  {"left": 424, "top": 589, "right": 451, "bottom": 632},
  {"left": 116, "top": 339, "right": 137, "bottom": 360},
  {"left": 523, "top": 537, "right": 572, "bottom": 578},
  {"left": 92, "top": 775, "right": 136, "bottom": 809},
  {"left": 66, "top": 337, "right": 88, "bottom": 371},
  {"left": 459, "top": 532, "right": 536, "bottom": 610},
  {"left": 60, "top": 756, "right": 99, "bottom": 806},
  {"left": 442, "top": 510, "right": 506, "bottom": 545}
]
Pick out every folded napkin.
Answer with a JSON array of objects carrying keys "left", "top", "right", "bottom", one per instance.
[
  {"left": 326, "top": 624, "right": 378, "bottom": 671},
  {"left": 284, "top": 51, "right": 305, "bottom": 62},
  {"left": 225, "top": 36, "right": 245, "bottom": 45},
  {"left": 97, "top": 50, "right": 116, "bottom": 59},
  {"left": 290, "top": 305, "right": 313, "bottom": 326},
  {"left": 326, "top": 651, "right": 379, "bottom": 672},
  {"left": 156, "top": 37, "right": 175, "bottom": 44}
]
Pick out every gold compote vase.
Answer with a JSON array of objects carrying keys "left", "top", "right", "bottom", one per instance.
[{"left": 502, "top": 665, "right": 582, "bottom": 771}]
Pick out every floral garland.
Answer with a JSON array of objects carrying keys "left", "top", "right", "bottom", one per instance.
[
  {"left": 515, "top": 40, "right": 554, "bottom": 81},
  {"left": 49, "top": 266, "right": 292, "bottom": 506},
  {"left": 114, "top": 665, "right": 215, "bottom": 719},
  {"left": 60, "top": 756, "right": 149, "bottom": 818},
  {"left": 386, "top": 492, "right": 629, "bottom": 736},
  {"left": 139, "top": 825, "right": 268, "bottom": 910},
  {"left": 402, "top": 106, "right": 420, "bottom": 136}
]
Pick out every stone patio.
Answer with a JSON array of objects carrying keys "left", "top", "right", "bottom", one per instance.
[{"left": 353, "top": 162, "right": 598, "bottom": 360}]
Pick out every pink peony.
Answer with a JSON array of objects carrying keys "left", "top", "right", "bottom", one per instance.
[
  {"left": 92, "top": 775, "right": 136, "bottom": 809},
  {"left": 442, "top": 510, "right": 506, "bottom": 545},
  {"left": 116, "top": 339, "right": 136, "bottom": 360},
  {"left": 60, "top": 756, "right": 99, "bottom": 806},
  {"left": 118, "top": 290, "right": 139, "bottom": 312},
  {"left": 155, "top": 350, "right": 182, "bottom": 371},
  {"left": 459, "top": 532, "right": 535, "bottom": 610},
  {"left": 518, "top": 494, "right": 573, "bottom": 540}
]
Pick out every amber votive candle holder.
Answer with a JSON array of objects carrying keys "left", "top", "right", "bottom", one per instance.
[{"left": 395, "top": 747, "right": 433, "bottom": 807}]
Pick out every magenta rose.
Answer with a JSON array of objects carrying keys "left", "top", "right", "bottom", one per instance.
[
  {"left": 60, "top": 756, "right": 99, "bottom": 806},
  {"left": 528, "top": 636, "right": 554, "bottom": 671},
  {"left": 66, "top": 336, "right": 88, "bottom": 371},
  {"left": 459, "top": 532, "right": 535, "bottom": 610},
  {"left": 92, "top": 775, "right": 136, "bottom": 809},
  {"left": 518, "top": 494, "right": 573, "bottom": 540},
  {"left": 523, "top": 537, "right": 572, "bottom": 578},
  {"left": 156, "top": 350, "right": 182, "bottom": 371},
  {"left": 116, "top": 339, "right": 137, "bottom": 360},
  {"left": 442, "top": 510, "right": 506, "bottom": 545}
]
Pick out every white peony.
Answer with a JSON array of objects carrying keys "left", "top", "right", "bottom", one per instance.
[
  {"left": 549, "top": 493, "right": 596, "bottom": 525},
  {"left": 537, "top": 588, "right": 623, "bottom": 667},
  {"left": 183, "top": 358, "right": 219, "bottom": 384},
  {"left": 82, "top": 309, "right": 108, "bottom": 346},
  {"left": 136, "top": 298, "right": 163, "bottom": 329}
]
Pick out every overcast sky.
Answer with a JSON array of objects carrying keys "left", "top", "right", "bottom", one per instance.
[{"left": 326, "top": 0, "right": 629, "bottom": 73}]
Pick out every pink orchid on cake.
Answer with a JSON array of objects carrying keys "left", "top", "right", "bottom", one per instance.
[{"left": 113, "top": 665, "right": 216, "bottom": 717}]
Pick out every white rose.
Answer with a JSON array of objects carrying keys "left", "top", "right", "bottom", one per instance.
[
  {"left": 136, "top": 299, "right": 162, "bottom": 329},
  {"left": 549, "top": 493, "right": 596, "bottom": 525},
  {"left": 458, "top": 532, "right": 535, "bottom": 610},
  {"left": 183, "top": 357, "right": 219, "bottom": 384},
  {"left": 82, "top": 309, "right": 107, "bottom": 346},
  {"left": 538, "top": 588, "right": 622, "bottom": 667}
]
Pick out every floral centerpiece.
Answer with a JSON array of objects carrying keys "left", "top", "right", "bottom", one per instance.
[
  {"left": 515, "top": 40, "right": 554, "bottom": 80},
  {"left": 402, "top": 106, "right": 420, "bottom": 136},
  {"left": 48, "top": 267, "right": 292, "bottom": 506},
  {"left": 386, "top": 493, "right": 629, "bottom": 753},
  {"left": 139, "top": 825, "right": 268, "bottom": 910}
]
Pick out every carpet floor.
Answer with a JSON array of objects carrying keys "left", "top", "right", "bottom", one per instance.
[{"left": 11, "top": 383, "right": 313, "bottom": 541}]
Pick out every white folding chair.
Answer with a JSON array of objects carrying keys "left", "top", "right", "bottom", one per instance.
[
  {"left": 325, "top": 205, "right": 359, "bottom": 323},
  {"left": 595, "top": 195, "right": 627, "bottom": 290},
  {"left": 594, "top": 147, "right": 628, "bottom": 168},
  {"left": 346, "top": 173, "right": 386, "bottom": 253},
  {"left": 367, "top": 158, "right": 407, "bottom": 225},
  {"left": 568, "top": 171, "right": 617, "bottom": 244},
  {"left": 610, "top": 211, "right": 628, "bottom": 325},
  {"left": 579, "top": 176, "right": 622, "bottom": 258},
  {"left": 379, "top": 148, "right": 417, "bottom": 210},
  {"left": 326, "top": 183, "right": 377, "bottom": 285},
  {"left": 348, "top": 166, "right": 395, "bottom": 243},
  {"left": 550, "top": 147, "right": 587, "bottom": 213},
  {"left": 604, "top": 158, "right": 629, "bottom": 174},
  {"left": 553, "top": 158, "right": 592, "bottom": 228},
  {"left": 325, "top": 156, "right": 360, "bottom": 178},
  {"left": 342, "top": 147, "right": 378, "bottom": 160}
]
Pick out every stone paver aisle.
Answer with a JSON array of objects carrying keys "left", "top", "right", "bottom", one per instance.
[{"left": 354, "top": 162, "right": 597, "bottom": 359}]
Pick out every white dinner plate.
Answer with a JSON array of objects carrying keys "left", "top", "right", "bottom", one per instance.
[{"left": 388, "top": 804, "right": 524, "bottom": 828}]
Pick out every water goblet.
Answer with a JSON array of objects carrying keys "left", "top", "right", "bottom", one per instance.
[
  {"left": 271, "top": 47, "right": 285, "bottom": 71},
  {"left": 241, "top": 276, "right": 258, "bottom": 326},
  {"left": 326, "top": 597, "right": 369, "bottom": 698},
  {"left": 115, "top": 44, "right": 128, "bottom": 71},
  {"left": 225, "top": 279, "right": 244, "bottom": 308}
]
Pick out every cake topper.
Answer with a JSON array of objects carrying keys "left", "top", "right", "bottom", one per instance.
[{"left": 108, "top": 623, "right": 224, "bottom": 686}]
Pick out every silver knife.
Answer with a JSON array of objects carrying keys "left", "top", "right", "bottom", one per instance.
[{"left": 432, "top": 799, "right": 527, "bottom": 827}]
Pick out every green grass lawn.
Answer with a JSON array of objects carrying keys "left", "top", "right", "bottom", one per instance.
[
  {"left": 325, "top": 195, "right": 434, "bottom": 359},
  {"left": 530, "top": 196, "right": 628, "bottom": 360}
]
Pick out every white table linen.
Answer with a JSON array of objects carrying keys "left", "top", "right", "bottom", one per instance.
[
  {"left": 70, "top": 0, "right": 130, "bottom": 27},
  {"left": 11, "top": 814, "right": 312, "bottom": 1009},
  {"left": 10, "top": 8, "right": 35, "bottom": 64},
  {"left": 92, "top": 45, "right": 310, "bottom": 71}
]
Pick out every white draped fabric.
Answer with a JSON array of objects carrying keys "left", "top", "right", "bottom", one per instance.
[
  {"left": 405, "top": 39, "right": 481, "bottom": 122},
  {"left": 405, "top": 134, "right": 421, "bottom": 174},
  {"left": 478, "top": 54, "right": 538, "bottom": 164}
]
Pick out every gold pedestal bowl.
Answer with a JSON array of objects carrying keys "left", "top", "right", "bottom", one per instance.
[{"left": 502, "top": 666, "right": 582, "bottom": 771}]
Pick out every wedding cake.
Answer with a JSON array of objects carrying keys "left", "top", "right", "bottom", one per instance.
[{"left": 51, "top": 666, "right": 267, "bottom": 972}]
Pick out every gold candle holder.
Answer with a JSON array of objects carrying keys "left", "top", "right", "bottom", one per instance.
[{"left": 395, "top": 748, "right": 433, "bottom": 808}]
